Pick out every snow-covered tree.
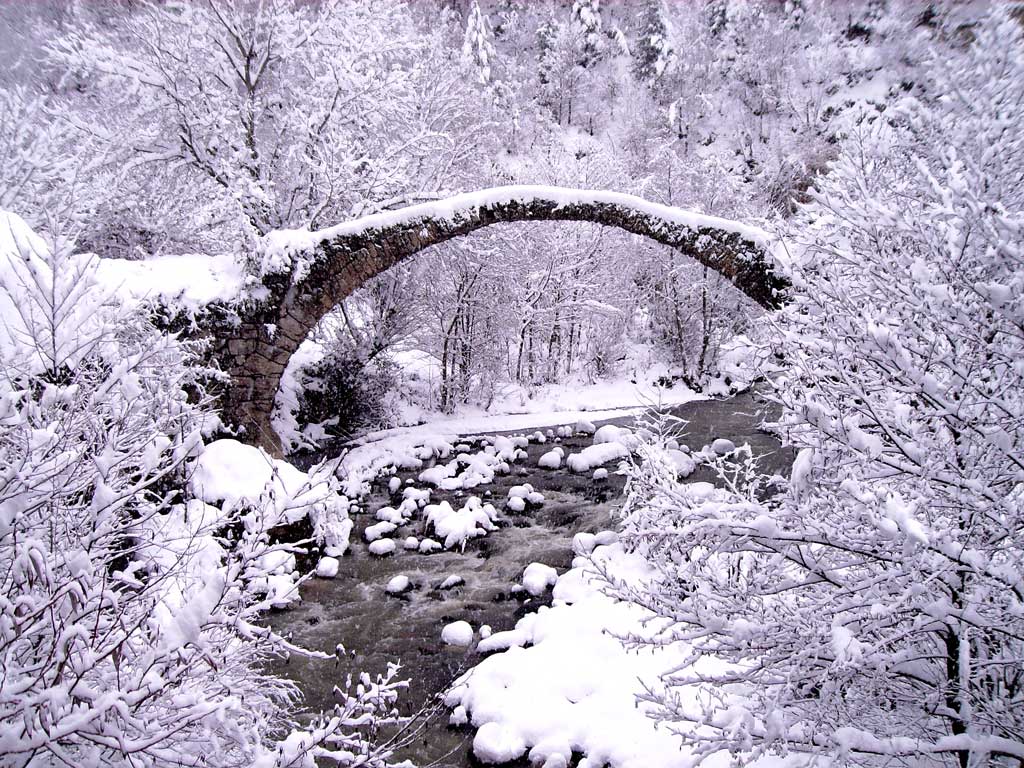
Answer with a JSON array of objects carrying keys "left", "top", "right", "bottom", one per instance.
[
  {"left": 632, "top": 0, "right": 673, "bottom": 83},
  {"left": 571, "top": 0, "right": 604, "bottom": 67},
  {"left": 47, "top": 0, "right": 493, "bottom": 256},
  {"left": 615, "top": 10, "right": 1024, "bottom": 765},
  {"left": 463, "top": 0, "right": 498, "bottom": 86},
  {"left": 0, "top": 211, "right": 402, "bottom": 766},
  {"left": 0, "top": 87, "right": 76, "bottom": 227}
]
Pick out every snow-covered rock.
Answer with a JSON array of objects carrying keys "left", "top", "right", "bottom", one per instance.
[
  {"left": 386, "top": 575, "right": 411, "bottom": 595},
  {"left": 418, "top": 538, "right": 443, "bottom": 554},
  {"left": 426, "top": 497, "right": 499, "bottom": 550},
  {"left": 256, "top": 573, "right": 300, "bottom": 609},
  {"left": 315, "top": 557, "right": 340, "bottom": 578},
  {"left": 447, "top": 542, "right": 701, "bottom": 768},
  {"left": 538, "top": 450, "right": 562, "bottom": 469},
  {"left": 522, "top": 562, "right": 558, "bottom": 596},
  {"left": 440, "top": 574, "right": 465, "bottom": 590},
  {"left": 189, "top": 439, "right": 353, "bottom": 555},
  {"left": 368, "top": 539, "right": 396, "bottom": 557},
  {"left": 572, "top": 532, "right": 597, "bottom": 555},
  {"left": 403, "top": 486, "right": 431, "bottom": 506},
  {"left": 593, "top": 467, "right": 609, "bottom": 480},
  {"left": 508, "top": 484, "right": 544, "bottom": 506},
  {"left": 711, "top": 438, "right": 736, "bottom": 455},
  {"left": 566, "top": 442, "right": 630, "bottom": 473},
  {"left": 450, "top": 705, "right": 469, "bottom": 726},
  {"left": 666, "top": 449, "right": 697, "bottom": 478},
  {"left": 364, "top": 520, "right": 397, "bottom": 542},
  {"left": 473, "top": 722, "right": 527, "bottom": 764},
  {"left": 441, "top": 620, "right": 474, "bottom": 647}
]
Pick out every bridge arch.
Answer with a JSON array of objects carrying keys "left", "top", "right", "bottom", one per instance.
[{"left": 213, "top": 186, "right": 786, "bottom": 453}]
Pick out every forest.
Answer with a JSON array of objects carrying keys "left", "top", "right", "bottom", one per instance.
[{"left": 1, "top": 1, "right": 1022, "bottom": 767}]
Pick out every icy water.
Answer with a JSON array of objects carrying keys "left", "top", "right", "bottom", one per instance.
[{"left": 268, "top": 388, "right": 793, "bottom": 766}]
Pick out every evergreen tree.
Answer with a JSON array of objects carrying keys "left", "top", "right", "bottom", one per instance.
[
  {"left": 633, "top": 0, "right": 672, "bottom": 82},
  {"left": 462, "top": 0, "right": 497, "bottom": 86},
  {"left": 571, "top": 0, "right": 603, "bottom": 67}
]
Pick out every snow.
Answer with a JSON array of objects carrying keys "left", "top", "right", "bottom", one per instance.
[
  {"left": 592, "top": 468, "right": 608, "bottom": 480},
  {"left": 344, "top": 388, "right": 704, "bottom": 463},
  {"left": 522, "top": 562, "right": 558, "bottom": 596},
  {"left": 593, "top": 424, "right": 628, "bottom": 445},
  {"left": 315, "top": 557, "right": 340, "bottom": 578},
  {"left": 473, "top": 722, "right": 527, "bottom": 764},
  {"left": 449, "top": 542, "right": 796, "bottom": 768},
  {"left": 538, "top": 449, "right": 562, "bottom": 469},
  {"left": 572, "top": 532, "right": 597, "bottom": 555},
  {"left": 335, "top": 381, "right": 703, "bottom": 500},
  {"left": 273, "top": 337, "right": 327, "bottom": 453},
  {"left": 364, "top": 520, "right": 397, "bottom": 542},
  {"left": 256, "top": 572, "right": 300, "bottom": 609},
  {"left": 710, "top": 438, "right": 736, "bottom": 455},
  {"left": 418, "top": 538, "right": 443, "bottom": 554},
  {"left": 666, "top": 449, "right": 697, "bottom": 477},
  {"left": 368, "top": 539, "right": 396, "bottom": 556},
  {"left": 139, "top": 500, "right": 227, "bottom": 620},
  {"left": 375, "top": 505, "right": 408, "bottom": 525},
  {"left": 441, "top": 620, "right": 475, "bottom": 647},
  {"left": 95, "top": 251, "right": 248, "bottom": 315},
  {"left": 440, "top": 574, "right": 465, "bottom": 590},
  {"left": 449, "top": 542, "right": 690, "bottom": 766},
  {"left": 188, "top": 439, "right": 353, "bottom": 553},
  {"left": 191, "top": 440, "right": 301, "bottom": 518},
  {"left": 566, "top": 442, "right": 630, "bottom": 473},
  {"left": 426, "top": 497, "right": 499, "bottom": 550},
  {"left": 507, "top": 484, "right": 544, "bottom": 510},
  {"left": 418, "top": 449, "right": 504, "bottom": 490},
  {"left": 386, "top": 575, "right": 411, "bottom": 594},
  {"left": 262, "top": 185, "right": 774, "bottom": 272},
  {"left": 0, "top": 212, "right": 245, "bottom": 358}
]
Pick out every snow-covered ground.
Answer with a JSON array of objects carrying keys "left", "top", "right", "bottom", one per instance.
[
  {"left": 358, "top": 379, "right": 703, "bottom": 449},
  {"left": 447, "top": 537, "right": 801, "bottom": 768}
]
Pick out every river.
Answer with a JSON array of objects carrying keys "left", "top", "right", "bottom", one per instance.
[{"left": 269, "top": 388, "right": 793, "bottom": 766}]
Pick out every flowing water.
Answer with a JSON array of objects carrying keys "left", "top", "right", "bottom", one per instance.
[{"left": 269, "top": 388, "right": 793, "bottom": 766}]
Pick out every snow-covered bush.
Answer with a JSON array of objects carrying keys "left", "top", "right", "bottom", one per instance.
[
  {"left": 0, "top": 87, "right": 74, "bottom": 227},
  {"left": 291, "top": 346, "right": 398, "bottom": 447},
  {"left": 0, "top": 212, "right": 399, "bottom": 766},
  {"left": 615, "top": 12, "right": 1024, "bottom": 767}
]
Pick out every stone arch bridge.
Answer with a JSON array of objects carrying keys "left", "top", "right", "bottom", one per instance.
[{"left": 207, "top": 186, "right": 786, "bottom": 453}]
